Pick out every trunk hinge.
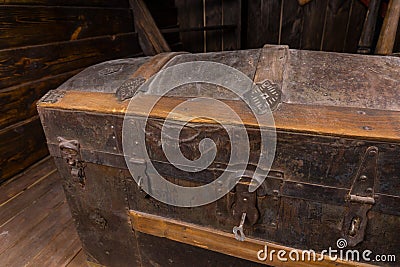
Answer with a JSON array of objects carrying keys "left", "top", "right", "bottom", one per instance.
[
  {"left": 343, "top": 146, "right": 378, "bottom": 247},
  {"left": 58, "top": 137, "right": 86, "bottom": 188}
]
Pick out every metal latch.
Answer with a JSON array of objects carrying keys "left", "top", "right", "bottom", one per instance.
[
  {"left": 343, "top": 146, "right": 378, "bottom": 247},
  {"left": 233, "top": 213, "right": 247, "bottom": 241},
  {"left": 231, "top": 177, "right": 260, "bottom": 241},
  {"left": 58, "top": 137, "right": 86, "bottom": 187}
]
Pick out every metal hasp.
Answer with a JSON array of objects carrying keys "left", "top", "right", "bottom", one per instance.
[
  {"left": 233, "top": 213, "right": 247, "bottom": 241},
  {"left": 231, "top": 177, "right": 260, "bottom": 241},
  {"left": 58, "top": 137, "right": 86, "bottom": 187},
  {"left": 343, "top": 146, "right": 378, "bottom": 247}
]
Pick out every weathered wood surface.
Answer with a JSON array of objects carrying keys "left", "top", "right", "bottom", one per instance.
[
  {"left": 175, "top": 0, "right": 204, "bottom": 52},
  {"left": 222, "top": 0, "right": 241, "bottom": 50},
  {"left": 280, "top": 0, "right": 303, "bottom": 49},
  {"left": 0, "top": 33, "right": 139, "bottom": 90},
  {"left": 130, "top": 210, "right": 374, "bottom": 267},
  {"left": 301, "top": 0, "right": 328, "bottom": 50},
  {"left": 38, "top": 47, "right": 400, "bottom": 266},
  {"left": 322, "top": 0, "right": 353, "bottom": 52},
  {"left": 344, "top": 0, "right": 368, "bottom": 52},
  {"left": 0, "top": 157, "right": 55, "bottom": 205},
  {"left": 244, "top": 0, "right": 376, "bottom": 53},
  {"left": 246, "top": 0, "right": 281, "bottom": 49},
  {"left": 0, "top": 117, "right": 48, "bottom": 183},
  {"left": 0, "top": 0, "right": 141, "bottom": 183},
  {"left": 375, "top": 0, "right": 400, "bottom": 54},
  {"left": 205, "top": 0, "right": 223, "bottom": 52},
  {"left": 54, "top": 160, "right": 142, "bottom": 267},
  {"left": 284, "top": 50, "right": 400, "bottom": 111},
  {"left": 0, "top": 6, "right": 133, "bottom": 49},
  {"left": 130, "top": 0, "right": 170, "bottom": 55},
  {"left": 0, "top": 157, "right": 85, "bottom": 266},
  {"left": 0, "top": 69, "right": 81, "bottom": 129},
  {"left": 38, "top": 91, "right": 400, "bottom": 143},
  {"left": 39, "top": 103, "right": 400, "bottom": 263},
  {"left": 3, "top": 0, "right": 128, "bottom": 7},
  {"left": 357, "top": 0, "right": 381, "bottom": 53}
]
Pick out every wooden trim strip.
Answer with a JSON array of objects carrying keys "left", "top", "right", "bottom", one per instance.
[
  {"left": 39, "top": 91, "right": 400, "bottom": 142},
  {"left": 129, "top": 210, "right": 373, "bottom": 267},
  {"left": 131, "top": 52, "right": 188, "bottom": 80}
]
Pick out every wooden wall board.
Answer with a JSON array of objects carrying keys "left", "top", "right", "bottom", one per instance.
[
  {"left": 205, "top": 0, "right": 223, "bottom": 52},
  {"left": 321, "top": 0, "right": 353, "bottom": 52},
  {"left": 175, "top": 0, "right": 204, "bottom": 52},
  {"left": 222, "top": 0, "right": 241, "bottom": 51},
  {"left": 0, "top": 6, "right": 133, "bottom": 49},
  {"left": 0, "top": 69, "right": 81, "bottom": 129},
  {"left": 246, "top": 0, "right": 282, "bottom": 49},
  {"left": 0, "top": 33, "right": 139, "bottom": 90},
  {"left": 280, "top": 0, "right": 304, "bottom": 49},
  {"left": 0, "top": 1, "right": 141, "bottom": 184},
  {"left": 300, "top": 0, "right": 328, "bottom": 50},
  {"left": 344, "top": 0, "right": 368, "bottom": 53},
  {"left": 3, "top": 0, "right": 129, "bottom": 7},
  {"left": 245, "top": 0, "right": 371, "bottom": 53}
]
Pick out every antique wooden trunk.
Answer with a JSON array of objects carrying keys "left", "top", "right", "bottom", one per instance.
[{"left": 37, "top": 45, "right": 400, "bottom": 267}]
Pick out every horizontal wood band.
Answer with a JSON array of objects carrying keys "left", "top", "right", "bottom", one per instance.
[
  {"left": 38, "top": 91, "right": 400, "bottom": 142},
  {"left": 129, "top": 210, "right": 372, "bottom": 267}
]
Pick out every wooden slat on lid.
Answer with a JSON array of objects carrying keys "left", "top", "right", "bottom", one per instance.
[{"left": 38, "top": 91, "right": 400, "bottom": 142}]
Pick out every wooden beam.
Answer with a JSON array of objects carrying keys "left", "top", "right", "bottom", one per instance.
[
  {"left": 130, "top": 0, "right": 171, "bottom": 55},
  {"left": 375, "top": 0, "right": 400, "bottom": 54}
]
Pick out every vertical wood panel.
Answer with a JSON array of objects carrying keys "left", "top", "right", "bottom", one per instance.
[
  {"left": 344, "top": 0, "right": 368, "bottom": 53},
  {"left": 222, "top": 0, "right": 241, "bottom": 50},
  {"left": 246, "top": 0, "right": 262, "bottom": 48},
  {"left": 280, "top": 0, "right": 304, "bottom": 49},
  {"left": 260, "top": 0, "right": 282, "bottom": 46},
  {"left": 205, "top": 0, "right": 222, "bottom": 52},
  {"left": 301, "top": 0, "right": 328, "bottom": 50},
  {"left": 246, "top": 0, "right": 282, "bottom": 48},
  {"left": 322, "top": 0, "right": 352, "bottom": 52},
  {"left": 175, "top": 0, "right": 204, "bottom": 52}
]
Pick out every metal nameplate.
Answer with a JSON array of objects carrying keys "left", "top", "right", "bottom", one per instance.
[
  {"left": 98, "top": 64, "right": 123, "bottom": 76},
  {"left": 116, "top": 77, "right": 146, "bottom": 101},
  {"left": 40, "top": 90, "right": 65, "bottom": 104}
]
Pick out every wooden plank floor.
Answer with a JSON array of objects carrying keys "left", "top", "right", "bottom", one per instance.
[{"left": 0, "top": 156, "right": 87, "bottom": 267}]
